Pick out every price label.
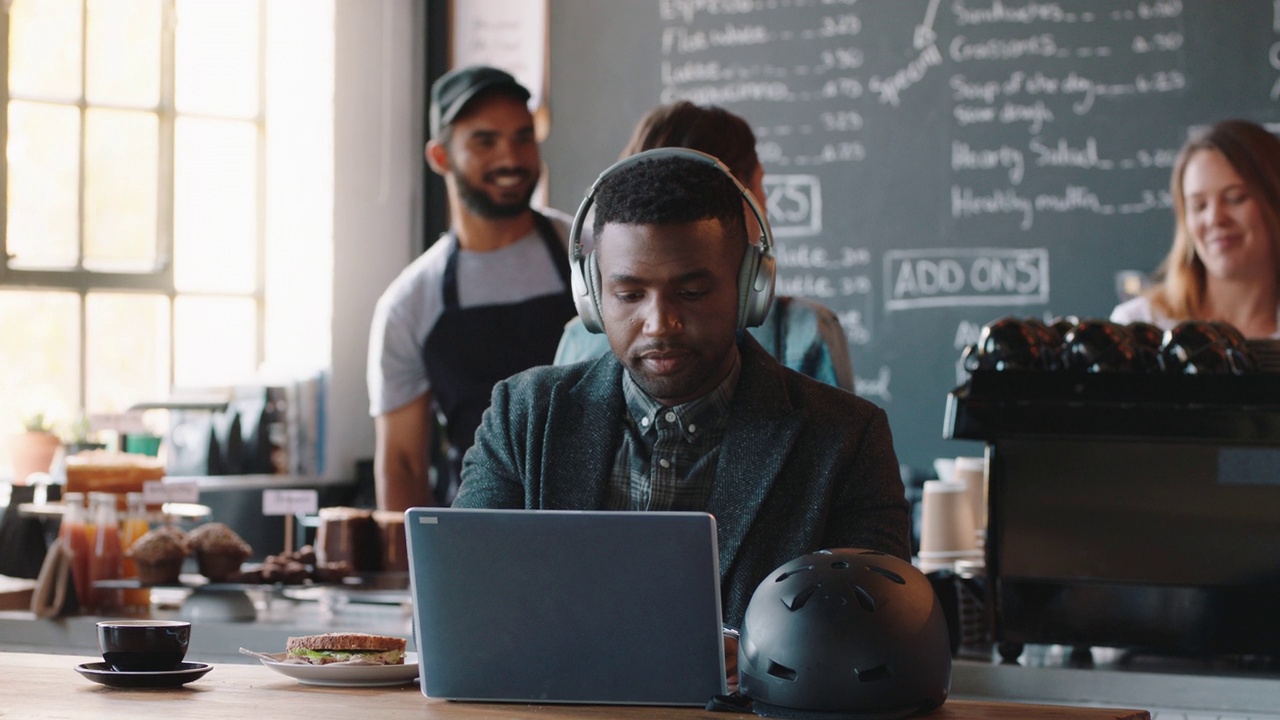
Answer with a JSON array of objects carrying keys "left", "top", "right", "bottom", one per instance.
[
  {"left": 262, "top": 489, "right": 319, "bottom": 516},
  {"left": 143, "top": 479, "right": 200, "bottom": 505}
]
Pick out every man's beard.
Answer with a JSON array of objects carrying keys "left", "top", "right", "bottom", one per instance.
[{"left": 455, "top": 169, "right": 538, "bottom": 219}]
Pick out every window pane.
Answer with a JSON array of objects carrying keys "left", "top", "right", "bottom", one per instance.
[
  {"left": 175, "top": 0, "right": 260, "bottom": 118},
  {"left": 174, "top": 296, "right": 257, "bottom": 388},
  {"left": 264, "top": 0, "right": 335, "bottom": 373},
  {"left": 86, "top": 293, "right": 171, "bottom": 413},
  {"left": 8, "top": 0, "right": 83, "bottom": 100},
  {"left": 174, "top": 118, "right": 257, "bottom": 293},
  {"left": 86, "top": 0, "right": 162, "bottom": 107},
  {"left": 84, "top": 109, "right": 160, "bottom": 272},
  {"left": 6, "top": 102, "right": 81, "bottom": 269},
  {"left": 0, "top": 291, "right": 80, "bottom": 474}
]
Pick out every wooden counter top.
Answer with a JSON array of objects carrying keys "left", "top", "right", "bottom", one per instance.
[{"left": 7, "top": 651, "right": 1150, "bottom": 719}]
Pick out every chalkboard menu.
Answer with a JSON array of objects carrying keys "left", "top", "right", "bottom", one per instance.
[{"left": 542, "top": 0, "right": 1280, "bottom": 475}]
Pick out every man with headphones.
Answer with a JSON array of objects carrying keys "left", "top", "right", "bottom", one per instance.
[
  {"left": 454, "top": 149, "right": 911, "bottom": 634},
  {"left": 367, "top": 66, "right": 579, "bottom": 512}
]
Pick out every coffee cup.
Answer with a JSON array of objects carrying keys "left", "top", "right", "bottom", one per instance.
[
  {"left": 97, "top": 619, "right": 190, "bottom": 672},
  {"left": 952, "top": 455, "right": 987, "bottom": 536},
  {"left": 917, "top": 480, "right": 978, "bottom": 573}
]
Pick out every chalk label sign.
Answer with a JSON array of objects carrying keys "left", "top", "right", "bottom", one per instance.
[{"left": 884, "top": 248, "right": 1049, "bottom": 311}]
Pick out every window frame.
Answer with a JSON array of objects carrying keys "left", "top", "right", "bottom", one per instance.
[{"left": 0, "top": 0, "right": 268, "bottom": 410}]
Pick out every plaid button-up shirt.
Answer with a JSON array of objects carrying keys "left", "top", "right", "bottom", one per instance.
[{"left": 604, "top": 356, "right": 741, "bottom": 512}]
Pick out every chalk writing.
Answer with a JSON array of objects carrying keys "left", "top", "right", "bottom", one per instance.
[
  {"left": 838, "top": 309, "right": 872, "bottom": 345},
  {"left": 952, "top": 1, "right": 1076, "bottom": 26},
  {"left": 774, "top": 242, "right": 871, "bottom": 269},
  {"left": 855, "top": 366, "right": 892, "bottom": 402},
  {"left": 869, "top": 43, "right": 942, "bottom": 106},
  {"left": 952, "top": 141, "right": 1026, "bottom": 184},
  {"left": 949, "top": 34, "right": 1059, "bottom": 62},
  {"left": 884, "top": 248, "right": 1049, "bottom": 311},
  {"left": 763, "top": 174, "right": 823, "bottom": 237}
]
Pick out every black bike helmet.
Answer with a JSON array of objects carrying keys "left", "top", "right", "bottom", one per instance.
[{"left": 736, "top": 549, "right": 951, "bottom": 719}]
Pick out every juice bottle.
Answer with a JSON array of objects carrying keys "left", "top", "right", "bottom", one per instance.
[
  {"left": 59, "top": 492, "right": 92, "bottom": 612},
  {"left": 120, "top": 492, "right": 152, "bottom": 613},
  {"left": 86, "top": 492, "right": 123, "bottom": 614}
]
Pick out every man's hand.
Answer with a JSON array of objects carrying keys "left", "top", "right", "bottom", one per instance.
[{"left": 723, "top": 626, "right": 739, "bottom": 693}]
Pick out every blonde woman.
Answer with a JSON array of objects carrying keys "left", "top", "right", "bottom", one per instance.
[{"left": 1112, "top": 119, "right": 1280, "bottom": 338}]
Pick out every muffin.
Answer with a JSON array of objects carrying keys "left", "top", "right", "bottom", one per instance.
[
  {"left": 186, "top": 522, "right": 253, "bottom": 582},
  {"left": 126, "top": 527, "right": 189, "bottom": 585}
]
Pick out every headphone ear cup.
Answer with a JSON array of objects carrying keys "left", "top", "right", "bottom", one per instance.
[
  {"left": 736, "top": 243, "right": 760, "bottom": 330},
  {"left": 582, "top": 251, "right": 605, "bottom": 333},
  {"left": 570, "top": 249, "right": 604, "bottom": 334},
  {"left": 738, "top": 238, "right": 776, "bottom": 329}
]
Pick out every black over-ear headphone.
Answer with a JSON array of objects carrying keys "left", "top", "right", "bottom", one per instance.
[{"left": 568, "top": 147, "right": 776, "bottom": 334}]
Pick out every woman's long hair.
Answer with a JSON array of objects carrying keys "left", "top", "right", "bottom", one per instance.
[{"left": 1152, "top": 119, "right": 1280, "bottom": 319}]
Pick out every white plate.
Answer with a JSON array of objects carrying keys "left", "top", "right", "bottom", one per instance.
[{"left": 257, "top": 651, "right": 418, "bottom": 687}]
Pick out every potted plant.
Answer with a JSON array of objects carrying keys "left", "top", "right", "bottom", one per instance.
[
  {"left": 62, "top": 412, "right": 106, "bottom": 456},
  {"left": 10, "top": 413, "right": 63, "bottom": 485}
]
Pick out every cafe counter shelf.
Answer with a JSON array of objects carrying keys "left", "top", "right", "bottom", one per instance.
[{"left": 0, "top": 583, "right": 413, "bottom": 664}]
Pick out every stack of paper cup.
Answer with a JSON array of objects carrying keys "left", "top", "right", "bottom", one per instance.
[
  {"left": 916, "top": 480, "right": 979, "bottom": 573},
  {"left": 952, "top": 455, "right": 987, "bottom": 548}
]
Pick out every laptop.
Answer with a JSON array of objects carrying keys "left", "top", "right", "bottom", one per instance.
[{"left": 404, "top": 507, "right": 726, "bottom": 705}]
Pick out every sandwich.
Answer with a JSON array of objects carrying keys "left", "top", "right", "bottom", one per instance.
[{"left": 285, "top": 632, "right": 406, "bottom": 665}]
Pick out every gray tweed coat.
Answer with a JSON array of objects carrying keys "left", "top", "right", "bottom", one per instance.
[{"left": 453, "top": 335, "right": 911, "bottom": 627}]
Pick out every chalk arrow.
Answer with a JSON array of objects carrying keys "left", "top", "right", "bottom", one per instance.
[
  {"left": 915, "top": 0, "right": 941, "bottom": 49},
  {"left": 913, "top": 25, "right": 936, "bottom": 50}
]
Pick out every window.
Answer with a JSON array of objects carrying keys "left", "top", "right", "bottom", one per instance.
[{"left": 1, "top": 0, "right": 334, "bottom": 473}]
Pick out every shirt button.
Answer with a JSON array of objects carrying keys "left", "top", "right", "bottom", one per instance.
[
  {"left": 664, "top": 411, "right": 676, "bottom": 423},
  {"left": 688, "top": 423, "right": 697, "bottom": 433},
  {"left": 641, "top": 417, "right": 650, "bottom": 427},
  {"left": 659, "top": 458, "right": 671, "bottom": 469}
]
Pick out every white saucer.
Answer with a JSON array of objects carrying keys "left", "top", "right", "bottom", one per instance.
[{"left": 256, "top": 651, "right": 418, "bottom": 687}]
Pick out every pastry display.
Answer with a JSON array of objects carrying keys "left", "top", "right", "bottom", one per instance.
[{"left": 230, "top": 545, "right": 351, "bottom": 585}]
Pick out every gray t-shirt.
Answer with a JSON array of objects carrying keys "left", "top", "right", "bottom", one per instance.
[{"left": 367, "top": 208, "right": 575, "bottom": 416}]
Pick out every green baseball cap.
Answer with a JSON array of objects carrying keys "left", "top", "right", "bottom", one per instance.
[{"left": 430, "top": 65, "right": 531, "bottom": 138}]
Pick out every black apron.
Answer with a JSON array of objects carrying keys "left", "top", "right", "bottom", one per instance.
[{"left": 421, "top": 212, "right": 577, "bottom": 504}]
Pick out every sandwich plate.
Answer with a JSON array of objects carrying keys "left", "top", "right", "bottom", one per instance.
[{"left": 256, "top": 651, "right": 418, "bottom": 687}]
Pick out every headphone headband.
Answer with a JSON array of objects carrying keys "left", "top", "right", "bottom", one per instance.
[{"left": 568, "top": 147, "right": 777, "bottom": 333}]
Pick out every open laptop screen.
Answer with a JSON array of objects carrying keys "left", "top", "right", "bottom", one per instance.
[{"left": 405, "top": 508, "right": 727, "bottom": 705}]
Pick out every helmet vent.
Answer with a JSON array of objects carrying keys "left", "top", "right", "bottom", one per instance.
[
  {"left": 856, "top": 665, "right": 891, "bottom": 683},
  {"left": 831, "top": 560, "right": 850, "bottom": 570},
  {"left": 868, "top": 566, "right": 906, "bottom": 585},
  {"left": 851, "top": 583, "right": 876, "bottom": 612},
  {"left": 767, "top": 660, "right": 798, "bottom": 681},
  {"left": 786, "top": 584, "right": 818, "bottom": 611},
  {"left": 775, "top": 565, "right": 814, "bottom": 582}
]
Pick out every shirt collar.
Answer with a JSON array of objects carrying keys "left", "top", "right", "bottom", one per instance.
[{"left": 622, "top": 352, "right": 741, "bottom": 441}]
